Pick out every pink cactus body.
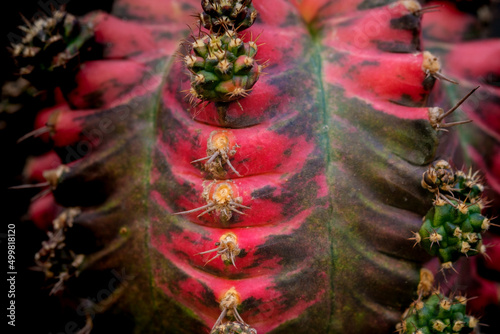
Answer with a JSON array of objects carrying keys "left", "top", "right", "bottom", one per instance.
[{"left": 12, "top": 0, "right": 500, "bottom": 333}]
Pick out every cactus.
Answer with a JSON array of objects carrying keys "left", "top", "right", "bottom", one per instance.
[
  {"left": 399, "top": 293, "right": 478, "bottom": 334},
  {"left": 397, "top": 270, "right": 478, "bottom": 334},
  {"left": 183, "top": 29, "right": 263, "bottom": 104},
  {"left": 6, "top": 0, "right": 500, "bottom": 333},
  {"left": 418, "top": 199, "right": 488, "bottom": 267}
]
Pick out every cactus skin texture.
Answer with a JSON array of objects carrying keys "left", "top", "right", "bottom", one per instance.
[{"left": 10, "top": 0, "right": 500, "bottom": 333}]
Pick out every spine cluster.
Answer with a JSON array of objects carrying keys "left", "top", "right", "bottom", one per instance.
[
  {"left": 34, "top": 208, "right": 84, "bottom": 295},
  {"left": 10, "top": 9, "right": 94, "bottom": 88},
  {"left": 199, "top": 0, "right": 258, "bottom": 33},
  {"left": 414, "top": 160, "right": 492, "bottom": 270},
  {"left": 211, "top": 321, "right": 257, "bottom": 334}
]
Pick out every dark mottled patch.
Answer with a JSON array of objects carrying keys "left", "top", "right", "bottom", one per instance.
[
  {"left": 422, "top": 76, "right": 436, "bottom": 92},
  {"left": 239, "top": 296, "right": 263, "bottom": 318},
  {"left": 213, "top": 101, "right": 272, "bottom": 128},
  {"left": 158, "top": 256, "right": 191, "bottom": 291},
  {"left": 71, "top": 67, "right": 154, "bottom": 108},
  {"left": 357, "top": 0, "right": 396, "bottom": 10},
  {"left": 360, "top": 60, "right": 380, "bottom": 67},
  {"left": 346, "top": 64, "right": 360, "bottom": 79},
  {"left": 199, "top": 266, "right": 250, "bottom": 280},
  {"left": 272, "top": 111, "right": 315, "bottom": 141},
  {"left": 324, "top": 50, "right": 346, "bottom": 64},
  {"left": 390, "top": 15, "right": 420, "bottom": 31},
  {"left": 253, "top": 224, "right": 311, "bottom": 268},
  {"left": 152, "top": 147, "right": 198, "bottom": 211},
  {"left": 160, "top": 106, "right": 192, "bottom": 147},
  {"left": 111, "top": 4, "right": 158, "bottom": 23},
  {"left": 376, "top": 41, "right": 416, "bottom": 53},
  {"left": 281, "top": 10, "right": 300, "bottom": 28},
  {"left": 388, "top": 14, "right": 422, "bottom": 52},
  {"left": 155, "top": 31, "right": 174, "bottom": 40},
  {"left": 200, "top": 284, "right": 217, "bottom": 307},
  {"left": 485, "top": 72, "right": 500, "bottom": 87},
  {"left": 77, "top": 103, "right": 131, "bottom": 124},
  {"left": 268, "top": 68, "right": 317, "bottom": 138},
  {"left": 238, "top": 157, "right": 251, "bottom": 165},
  {"left": 251, "top": 185, "right": 277, "bottom": 199},
  {"left": 277, "top": 156, "right": 324, "bottom": 217},
  {"left": 112, "top": 4, "right": 132, "bottom": 20},
  {"left": 157, "top": 213, "right": 185, "bottom": 244},
  {"left": 337, "top": 17, "right": 356, "bottom": 28},
  {"left": 389, "top": 93, "right": 424, "bottom": 108},
  {"left": 77, "top": 90, "right": 105, "bottom": 109},
  {"left": 238, "top": 248, "right": 248, "bottom": 258},
  {"left": 149, "top": 260, "right": 209, "bottom": 333},
  {"left": 274, "top": 265, "right": 326, "bottom": 307}
]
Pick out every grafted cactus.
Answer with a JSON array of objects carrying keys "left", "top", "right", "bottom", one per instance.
[{"left": 7, "top": 0, "right": 500, "bottom": 333}]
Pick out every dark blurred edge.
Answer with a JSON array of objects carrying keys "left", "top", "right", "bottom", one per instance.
[{"left": 0, "top": 1, "right": 112, "bottom": 333}]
